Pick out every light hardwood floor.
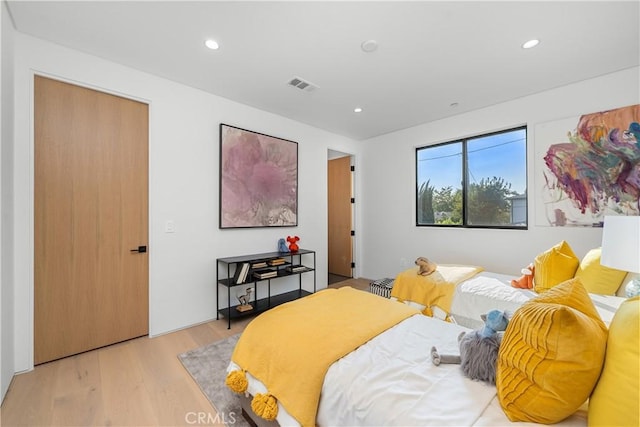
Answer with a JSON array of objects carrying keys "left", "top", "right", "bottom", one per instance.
[{"left": 0, "top": 278, "right": 370, "bottom": 426}]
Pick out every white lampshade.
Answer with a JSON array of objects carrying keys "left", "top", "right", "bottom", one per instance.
[{"left": 601, "top": 215, "right": 640, "bottom": 273}]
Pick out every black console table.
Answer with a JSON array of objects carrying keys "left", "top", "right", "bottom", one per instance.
[{"left": 216, "top": 249, "right": 316, "bottom": 329}]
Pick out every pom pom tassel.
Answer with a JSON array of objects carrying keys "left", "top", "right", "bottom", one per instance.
[
  {"left": 251, "top": 393, "right": 278, "bottom": 421},
  {"left": 225, "top": 370, "right": 248, "bottom": 394}
]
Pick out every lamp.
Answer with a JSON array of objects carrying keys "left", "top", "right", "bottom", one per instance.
[{"left": 601, "top": 215, "right": 640, "bottom": 297}]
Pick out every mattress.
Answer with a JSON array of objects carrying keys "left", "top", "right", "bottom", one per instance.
[{"left": 228, "top": 313, "right": 589, "bottom": 426}]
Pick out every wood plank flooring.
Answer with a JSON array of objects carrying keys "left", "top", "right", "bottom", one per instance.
[{"left": 0, "top": 278, "right": 370, "bottom": 426}]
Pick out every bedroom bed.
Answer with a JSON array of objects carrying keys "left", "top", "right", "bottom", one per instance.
[
  {"left": 225, "top": 281, "right": 639, "bottom": 427},
  {"left": 448, "top": 271, "right": 626, "bottom": 328},
  {"left": 229, "top": 312, "right": 590, "bottom": 427},
  {"left": 387, "top": 257, "right": 628, "bottom": 330}
]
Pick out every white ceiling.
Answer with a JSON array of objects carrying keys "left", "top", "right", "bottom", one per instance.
[{"left": 6, "top": 1, "right": 640, "bottom": 140}]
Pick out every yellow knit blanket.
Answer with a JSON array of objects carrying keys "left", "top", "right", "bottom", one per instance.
[
  {"left": 229, "top": 287, "right": 418, "bottom": 426},
  {"left": 390, "top": 264, "right": 483, "bottom": 317}
]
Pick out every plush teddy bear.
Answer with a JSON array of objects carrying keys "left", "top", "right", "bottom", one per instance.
[
  {"left": 431, "top": 309, "right": 509, "bottom": 385},
  {"left": 511, "top": 263, "right": 534, "bottom": 289},
  {"left": 286, "top": 235, "right": 300, "bottom": 252},
  {"left": 415, "top": 257, "right": 437, "bottom": 276}
]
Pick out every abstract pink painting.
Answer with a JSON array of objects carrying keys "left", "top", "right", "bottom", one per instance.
[
  {"left": 219, "top": 124, "right": 298, "bottom": 228},
  {"left": 535, "top": 104, "right": 640, "bottom": 227}
]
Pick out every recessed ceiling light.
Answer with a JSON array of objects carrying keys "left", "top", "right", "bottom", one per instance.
[
  {"left": 522, "top": 39, "right": 540, "bottom": 49},
  {"left": 354, "top": 107, "right": 363, "bottom": 113},
  {"left": 205, "top": 39, "right": 219, "bottom": 50},
  {"left": 361, "top": 40, "right": 378, "bottom": 53}
]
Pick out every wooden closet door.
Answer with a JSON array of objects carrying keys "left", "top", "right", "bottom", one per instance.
[
  {"left": 34, "top": 76, "right": 149, "bottom": 364},
  {"left": 328, "top": 156, "right": 353, "bottom": 277}
]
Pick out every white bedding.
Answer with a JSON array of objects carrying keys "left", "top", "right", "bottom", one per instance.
[
  {"left": 228, "top": 313, "right": 589, "bottom": 426},
  {"left": 317, "top": 315, "right": 494, "bottom": 426},
  {"left": 449, "top": 272, "right": 625, "bottom": 328}
]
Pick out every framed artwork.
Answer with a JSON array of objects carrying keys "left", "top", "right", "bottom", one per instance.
[
  {"left": 219, "top": 124, "right": 298, "bottom": 228},
  {"left": 535, "top": 104, "right": 640, "bottom": 227}
]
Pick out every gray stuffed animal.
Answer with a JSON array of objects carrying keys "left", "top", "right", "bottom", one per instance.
[{"left": 431, "top": 310, "right": 509, "bottom": 385}]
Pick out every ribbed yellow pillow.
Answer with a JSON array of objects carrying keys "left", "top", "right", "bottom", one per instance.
[
  {"left": 534, "top": 240, "right": 580, "bottom": 293},
  {"left": 588, "top": 296, "right": 639, "bottom": 427},
  {"left": 497, "top": 278, "right": 607, "bottom": 424},
  {"left": 574, "top": 248, "right": 627, "bottom": 295}
]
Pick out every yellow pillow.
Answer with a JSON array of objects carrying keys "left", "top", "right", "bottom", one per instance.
[
  {"left": 574, "top": 248, "right": 627, "bottom": 295},
  {"left": 497, "top": 278, "right": 607, "bottom": 424},
  {"left": 588, "top": 296, "right": 640, "bottom": 427},
  {"left": 534, "top": 240, "right": 580, "bottom": 293}
]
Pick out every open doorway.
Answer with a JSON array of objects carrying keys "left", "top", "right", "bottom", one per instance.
[{"left": 328, "top": 150, "right": 354, "bottom": 285}]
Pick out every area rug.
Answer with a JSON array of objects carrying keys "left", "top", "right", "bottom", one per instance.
[{"left": 178, "top": 334, "right": 251, "bottom": 427}]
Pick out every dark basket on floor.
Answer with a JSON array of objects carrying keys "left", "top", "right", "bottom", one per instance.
[{"left": 369, "top": 278, "right": 394, "bottom": 298}]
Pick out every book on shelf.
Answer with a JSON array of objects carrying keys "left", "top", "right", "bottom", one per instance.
[
  {"left": 251, "top": 261, "right": 268, "bottom": 269},
  {"left": 253, "top": 268, "right": 278, "bottom": 279},
  {"left": 232, "top": 265, "right": 242, "bottom": 283},
  {"left": 235, "top": 262, "right": 250, "bottom": 284},
  {"left": 286, "top": 264, "right": 307, "bottom": 273},
  {"left": 267, "top": 258, "right": 286, "bottom": 266}
]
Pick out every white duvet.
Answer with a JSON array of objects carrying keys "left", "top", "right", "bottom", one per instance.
[
  {"left": 450, "top": 272, "right": 535, "bottom": 328},
  {"left": 450, "top": 272, "right": 625, "bottom": 328},
  {"left": 229, "top": 313, "right": 589, "bottom": 426},
  {"left": 317, "top": 314, "right": 494, "bottom": 426}
]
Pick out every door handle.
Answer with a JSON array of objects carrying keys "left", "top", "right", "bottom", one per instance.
[{"left": 130, "top": 245, "right": 147, "bottom": 253}]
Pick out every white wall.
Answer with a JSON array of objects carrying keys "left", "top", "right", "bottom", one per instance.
[
  {"left": 11, "top": 33, "right": 361, "bottom": 373},
  {"left": 1, "top": 0, "right": 16, "bottom": 403},
  {"left": 359, "top": 67, "right": 640, "bottom": 279}
]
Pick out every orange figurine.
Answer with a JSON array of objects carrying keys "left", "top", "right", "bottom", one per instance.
[{"left": 286, "top": 235, "right": 300, "bottom": 252}]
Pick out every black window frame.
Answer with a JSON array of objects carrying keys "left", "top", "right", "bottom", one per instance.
[{"left": 415, "top": 125, "right": 528, "bottom": 230}]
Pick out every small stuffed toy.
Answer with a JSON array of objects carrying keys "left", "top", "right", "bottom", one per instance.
[
  {"left": 286, "top": 235, "right": 300, "bottom": 252},
  {"left": 431, "top": 310, "right": 509, "bottom": 385},
  {"left": 511, "top": 263, "right": 534, "bottom": 289},
  {"left": 277, "top": 238, "right": 289, "bottom": 253},
  {"left": 415, "top": 257, "right": 437, "bottom": 276}
]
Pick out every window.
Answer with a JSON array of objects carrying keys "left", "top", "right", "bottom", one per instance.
[{"left": 416, "top": 126, "right": 527, "bottom": 228}]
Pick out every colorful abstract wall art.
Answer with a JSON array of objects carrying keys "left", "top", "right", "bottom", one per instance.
[
  {"left": 219, "top": 124, "right": 298, "bottom": 228},
  {"left": 535, "top": 104, "right": 640, "bottom": 227}
]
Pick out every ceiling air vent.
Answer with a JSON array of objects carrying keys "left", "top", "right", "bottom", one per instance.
[{"left": 287, "top": 76, "right": 318, "bottom": 92}]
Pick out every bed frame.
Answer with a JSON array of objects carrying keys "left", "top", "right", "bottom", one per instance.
[{"left": 239, "top": 394, "right": 278, "bottom": 427}]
